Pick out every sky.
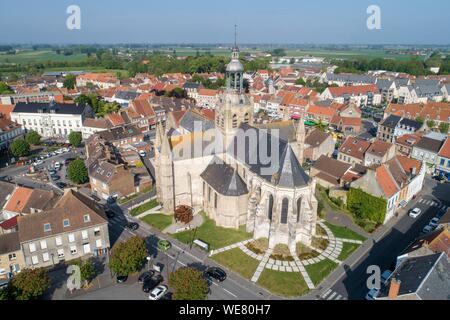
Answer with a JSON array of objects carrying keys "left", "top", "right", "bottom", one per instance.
[{"left": 1, "top": 0, "right": 449, "bottom": 45}]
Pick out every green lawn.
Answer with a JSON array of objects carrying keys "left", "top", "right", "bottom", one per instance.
[
  {"left": 141, "top": 214, "right": 173, "bottom": 231},
  {"left": 257, "top": 269, "right": 309, "bottom": 297},
  {"left": 129, "top": 199, "right": 160, "bottom": 216},
  {"left": 212, "top": 248, "right": 260, "bottom": 280},
  {"left": 305, "top": 259, "right": 338, "bottom": 286},
  {"left": 338, "top": 243, "right": 360, "bottom": 261},
  {"left": 324, "top": 222, "right": 366, "bottom": 242},
  {"left": 171, "top": 213, "right": 252, "bottom": 250}
]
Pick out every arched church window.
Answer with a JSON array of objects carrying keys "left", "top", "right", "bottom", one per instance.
[
  {"left": 232, "top": 114, "right": 238, "bottom": 128},
  {"left": 267, "top": 194, "right": 274, "bottom": 222},
  {"left": 244, "top": 113, "right": 250, "bottom": 124},
  {"left": 281, "top": 198, "right": 289, "bottom": 224},
  {"left": 296, "top": 198, "right": 302, "bottom": 223}
]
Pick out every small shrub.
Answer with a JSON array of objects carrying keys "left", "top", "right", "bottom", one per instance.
[
  {"left": 246, "top": 238, "right": 268, "bottom": 255},
  {"left": 312, "top": 237, "right": 329, "bottom": 251}
]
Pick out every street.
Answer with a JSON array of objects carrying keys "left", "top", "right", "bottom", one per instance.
[{"left": 318, "top": 177, "right": 450, "bottom": 300}]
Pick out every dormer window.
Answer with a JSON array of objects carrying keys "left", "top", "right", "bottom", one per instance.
[
  {"left": 63, "top": 219, "right": 70, "bottom": 228},
  {"left": 44, "top": 223, "right": 51, "bottom": 232},
  {"left": 83, "top": 214, "right": 91, "bottom": 223}
]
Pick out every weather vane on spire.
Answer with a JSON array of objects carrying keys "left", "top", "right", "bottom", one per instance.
[{"left": 234, "top": 24, "right": 238, "bottom": 47}]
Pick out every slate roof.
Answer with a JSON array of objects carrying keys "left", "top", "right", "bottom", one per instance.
[
  {"left": 200, "top": 158, "right": 248, "bottom": 196},
  {"left": 228, "top": 123, "right": 310, "bottom": 188},
  {"left": 0, "top": 232, "right": 20, "bottom": 254},
  {"left": 12, "top": 102, "right": 86, "bottom": 115},
  {"left": 312, "top": 155, "right": 351, "bottom": 180},
  {"left": 98, "top": 124, "right": 142, "bottom": 142},
  {"left": 381, "top": 115, "right": 402, "bottom": 129},
  {"left": 183, "top": 82, "right": 201, "bottom": 90},
  {"left": 415, "top": 137, "right": 444, "bottom": 153},
  {"left": 0, "top": 181, "right": 15, "bottom": 209},
  {"left": 179, "top": 110, "right": 215, "bottom": 133},
  {"left": 114, "top": 91, "right": 140, "bottom": 101},
  {"left": 379, "top": 253, "right": 450, "bottom": 300},
  {"left": 397, "top": 118, "right": 422, "bottom": 132}
]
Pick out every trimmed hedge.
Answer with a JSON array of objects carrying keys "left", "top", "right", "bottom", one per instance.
[{"left": 347, "top": 188, "right": 387, "bottom": 224}]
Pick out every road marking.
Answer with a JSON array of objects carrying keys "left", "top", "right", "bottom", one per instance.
[
  {"left": 321, "top": 289, "right": 332, "bottom": 299},
  {"left": 419, "top": 199, "right": 424, "bottom": 204},
  {"left": 223, "top": 288, "right": 238, "bottom": 298},
  {"left": 327, "top": 292, "right": 337, "bottom": 300}
]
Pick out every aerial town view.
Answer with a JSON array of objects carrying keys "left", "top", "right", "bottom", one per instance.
[{"left": 0, "top": 0, "right": 449, "bottom": 313}]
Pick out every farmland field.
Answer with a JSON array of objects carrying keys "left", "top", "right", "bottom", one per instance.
[
  {"left": 284, "top": 49, "right": 427, "bottom": 61},
  {"left": 0, "top": 50, "right": 88, "bottom": 64}
]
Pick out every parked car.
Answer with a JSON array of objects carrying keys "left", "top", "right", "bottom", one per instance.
[
  {"left": 107, "top": 197, "right": 116, "bottom": 205},
  {"left": 62, "top": 147, "right": 70, "bottom": 153},
  {"left": 139, "top": 150, "right": 147, "bottom": 158},
  {"left": 116, "top": 275, "right": 128, "bottom": 283},
  {"left": 381, "top": 270, "right": 392, "bottom": 284},
  {"left": 204, "top": 267, "right": 227, "bottom": 283},
  {"left": 51, "top": 175, "right": 60, "bottom": 181},
  {"left": 143, "top": 275, "right": 163, "bottom": 293},
  {"left": 149, "top": 285, "right": 168, "bottom": 300},
  {"left": 56, "top": 182, "right": 67, "bottom": 189},
  {"left": 48, "top": 169, "right": 57, "bottom": 175},
  {"left": 54, "top": 162, "right": 61, "bottom": 169},
  {"left": 157, "top": 240, "right": 172, "bottom": 252},
  {"left": 126, "top": 222, "right": 139, "bottom": 231},
  {"left": 34, "top": 160, "right": 44, "bottom": 166},
  {"left": 409, "top": 208, "right": 422, "bottom": 219},
  {"left": 138, "top": 271, "right": 155, "bottom": 284},
  {"left": 429, "top": 218, "right": 440, "bottom": 228},
  {"left": 365, "top": 288, "right": 380, "bottom": 300},
  {"left": 422, "top": 225, "right": 434, "bottom": 234}
]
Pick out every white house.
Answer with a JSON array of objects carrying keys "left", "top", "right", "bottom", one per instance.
[{"left": 11, "top": 102, "right": 89, "bottom": 139}]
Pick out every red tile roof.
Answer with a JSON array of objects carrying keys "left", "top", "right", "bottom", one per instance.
[
  {"left": 0, "top": 216, "right": 18, "bottom": 230},
  {"left": 0, "top": 104, "right": 15, "bottom": 119},
  {"left": 439, "top": 138, "right": 450, "bottom": 158},
  {"left": 396, "top": 155, "right": 422, "bottom": 175},
  {"left": 376, "top": 165, "right": 399, "bottom": 198},
  {"left": 307, "top": 105, "right": 337, "bottom": 118},
  {"left": 339, "top": 137, "right": 371, "bottom": 161},
  {"left": 327, "top": 85, "right": 379, "bottom": 97},
  {"left": 4, "top": 187, "right": 33, "bottom": 213},
  {"left": 198, "top": 89, "right": 219, "bottom": 97}
]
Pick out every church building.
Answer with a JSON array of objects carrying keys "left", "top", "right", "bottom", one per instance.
[{"left": 154, "top": 39, "right": 318, "bottom": 251}]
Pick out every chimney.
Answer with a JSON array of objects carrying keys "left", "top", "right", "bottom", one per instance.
[{"left": 388, "top": 278, "right": 401, "bottom": 300}]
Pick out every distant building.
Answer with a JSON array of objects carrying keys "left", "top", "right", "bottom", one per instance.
[
  {"left": 0, "top": 114, "right": 24, "bottom": 151},
  {"left": 435, "top": 137, "right": 450, "bottom": 180}
]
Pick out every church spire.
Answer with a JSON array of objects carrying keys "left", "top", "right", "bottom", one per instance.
[{"left": 226, "top": 25, "right": 244, "bottom": 92}]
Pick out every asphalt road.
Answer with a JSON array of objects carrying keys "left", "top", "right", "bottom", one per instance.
[
  {"left": 321, "top": 177, "right": 450, "bottom": 300},
  {"left": 73, "top": 205, "right": 270, "bottom": 301}
]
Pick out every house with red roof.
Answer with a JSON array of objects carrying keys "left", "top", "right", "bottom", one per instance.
[
  {"left": 196, "top": 89, "right": 219, "bottom": 109},
  {"left": 307, "top": 105, "right": 337, "bottom": 124},
  {"left": 320, "top": 84, "right": 381, "bottom": 107}
]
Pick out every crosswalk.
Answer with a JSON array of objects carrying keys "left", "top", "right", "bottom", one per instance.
[
  {"left": 418, "top": 199, "right": 448, "bottom": 211},
  {"left": 319, "top": 289, "right": 346, "bottom": 300}
]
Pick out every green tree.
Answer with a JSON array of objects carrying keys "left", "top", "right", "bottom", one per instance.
[
  {"left": 67, "top": 159, "right": 89, "bottom": 184},
  {"left": 109, "top": 236, "right": 147, "bottom": 276},
  {"left": 71, "top": 259, "right": 96, "bottom": 286},
  {"left": 10, "top": 139, "right": 30, "bottom": 158},
  {"left": 25, "top": 130, "right": 41, "bottom": 145},
  {"left": 169, "top": 267, "right": 209, "bottom": 300},
  {"left": 0, "top": 81, "right": 14, "bottom": 94},
  {"left": 295, "top": 78, "right": 306, "bottom": 86},
  {"left": 426, "top": 119, "right": 436, "bottom": 129},
  {"left": 68, "top": 131, "right": 82, "bottom": 148},
  {"left": 347, "top": 188, "right": 387, "bottom": 224},
  {"left": 415, "top": 116, "right": 425, "bottom": 126},
  {"left": 438, "top": 122, "right": 449, "bottom": 134},
  {"left": 9, "top": 268, "right": 50, "bottom": 300},
  {"left": 63, "top": 74, "right": 76, "bottom": 90}
]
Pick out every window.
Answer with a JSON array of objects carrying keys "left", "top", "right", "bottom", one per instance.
[
  {"left": 40, "top": 240, "right": 47, "bottom": 250},
  {"left": 267, "top": 194, "right": 274, "bottom": 222},
  {"left": 94, "top": 228, "right": 101, "bottom": 237},
  {"left": 70, "top": 246, "right": 77, "bottom": 255},
  {"left": 68, "top": 233, "right": 75, "bottom": 243},
  {"left": 83, "top": 243, "right": 91, "bottom": 254},
  {"left": 63, "top": 219, "right": 70, "bottom": 228},
  {"left": 83, "top": 214, "right": 91, "bottom": 223},
  {"left": 29, "top": 243, "right": 36, "bottom": 253},
  {"left": 31, "top": 256, "right": 39, "bottom": 265},
  {"left": 55, "top": 237, "right": 62, "bottom": 246},
  {"left": 296, "top": 198, "right": 302, "bottom": 223},
  {"left": 281, "top": 198, "right": 289, "bottom": 224},
  {"left": 447, "top": 160, "right": 450, "bottom": 168},
  {"left": 214, "top": 193, "right": 218, "bottom": 209},
  {"left": 8, "top": 253, "right": 16, "bottom": 261},
  {"left": 82, "top": 230, "right": 89, "bottom": 240},
  {"left": 96, "top": 239, "right": 103, "bottom": 248},
  {"left": 440, "top": 159, "right": 445, "bottom": 166},
  {"left": 42, "top": 253, "right": 50, "bottom": 262},
  {"left": 57, "top": 249, "right": 65, "bottom": 258},
  {"left": 44, "top": 223, "right": 51, "bottom": 232}
]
